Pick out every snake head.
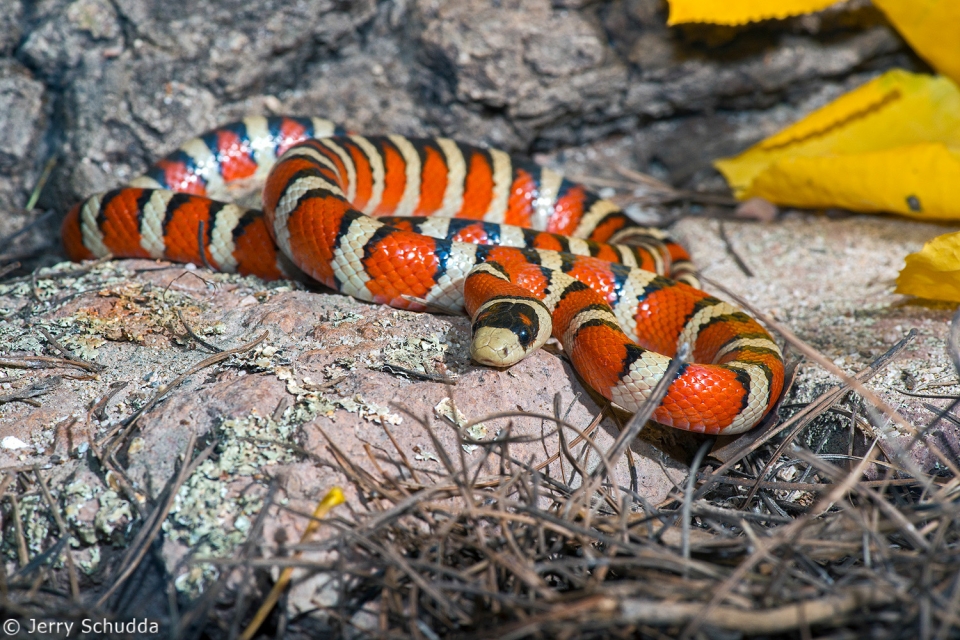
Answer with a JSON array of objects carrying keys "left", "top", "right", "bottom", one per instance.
[{"left": 469, "top": 297, "right": 552, "bottom": 367}]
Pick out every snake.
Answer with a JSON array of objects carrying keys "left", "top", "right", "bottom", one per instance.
[{"left": 62, "top": 116, "right": 784, "bottom": 434}]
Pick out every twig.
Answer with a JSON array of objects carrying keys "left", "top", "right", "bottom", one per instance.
[
  {"left": 176, "top": 309, "right": 224, "bottom": 353},
  {"left": 38, "top": 326, "right": 105, "bottom": 372},
  {"left": 717, "top": 220, "right": 755, "bottom": 277},
  {"left": 688, "top": 500, "right": 793, "bottom": 525},
  {"left": 0, "top": 355, "right": 101, "bottom": 373},
  {"left": 99, "top": 331, "right": 268, "bottom": 451},
  {"left": 0, "top": 376, "right": 62, "bottom": 406},
  {"left": 616, "top": 585, "right": 898, "bottom": 633},
  {"left": 0, "top": 262, "right": 21, "bottom": 281}
]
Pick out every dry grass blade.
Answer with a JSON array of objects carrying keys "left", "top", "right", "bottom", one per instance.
[
  {"left": 574, "top": 342, "right": 688, "bottom": 511},
  {"left": 8, "top": 492, "right": 30, "bottom": 568},
  {"left": 717, "top": 220, "right": 755, "bottom": 277},
  {"left": 238, "top": 487, "right": 345, "bottom": 640},
  {"left": 25, "top": 156, "right": 57, "bottom": 211},
  {"left": 176, "top": 309, "right": 224, "bottom": 353},
  {"left": 9, "top": 536, "right": 69, "bottom": 582},
  {"left": 33, "top": 467, "right": 80, "bottom": 601},
  {"left": 682, "top": 439, "right": 712, "bottom": 575},
  {"left": 0, "top": 375, "right": 62, "bottom": 407},
  {"left": 95, "top": 433, "right": 215, "bottom": 607}
]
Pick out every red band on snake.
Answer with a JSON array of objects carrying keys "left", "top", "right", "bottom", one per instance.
[{"left": 62, "top": 116, "right": 784, "bottom": 434}]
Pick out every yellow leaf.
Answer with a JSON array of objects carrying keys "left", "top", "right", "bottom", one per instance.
[
  {"left": 748, "top": 144, "right": 960, "bottom": 217},
  {"left": 714, "top": 70, "right": 960, "bottom": 219},
  {"left": 896, "top": 232, "right": 960, "bottom": 303},
  {"left": 872, "top": 0, "right": 960, "bottom": 85},
  {"left": 667, "top": 0, "right": 845, "bottom": 25}
]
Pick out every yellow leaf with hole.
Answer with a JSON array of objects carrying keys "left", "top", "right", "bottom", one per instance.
[
  {"left": 872, "top": 0, "right": 960, "bottom": 85},
  {"left": 714, "top": 70, "right": 960, "bottom": 219},
  {"left": 666, "top": 0, "right": 845, "bottom": 25},
  {"left": 896, "top": 233, "right": 960, "bottom": 303}
]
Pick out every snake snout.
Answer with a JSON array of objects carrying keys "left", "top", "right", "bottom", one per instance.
[{"left": 470, "top": 326, "right": 527, "bottom": 367}]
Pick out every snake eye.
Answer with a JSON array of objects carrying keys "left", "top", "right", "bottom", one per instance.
[{"left": 516, "top": 327, "right": 530, "bottom": 344}]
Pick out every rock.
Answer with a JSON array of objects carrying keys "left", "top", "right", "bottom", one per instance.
[
  {"left": 0, "top": 60, "right": 46, "bottom": 237},
  {"left": 735, "top": 197, "right": 778, "bottom": 222},
  {"left": 0, "top": 1, "right": 23, "bottom": 56},
  {"left": 416, "top": 0, "right": 630, "bottom": 148},
  {"left": 0, "top": 61, "right": 44, "bottom": 175}
]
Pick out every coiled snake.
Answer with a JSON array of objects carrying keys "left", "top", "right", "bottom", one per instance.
[{"left": 63, "top": 116, "right": 784, "bottom": 434}]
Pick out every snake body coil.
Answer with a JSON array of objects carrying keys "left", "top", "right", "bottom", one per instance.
[{"left": 63, "top": 116, "right": 784, "bottom": 434}]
